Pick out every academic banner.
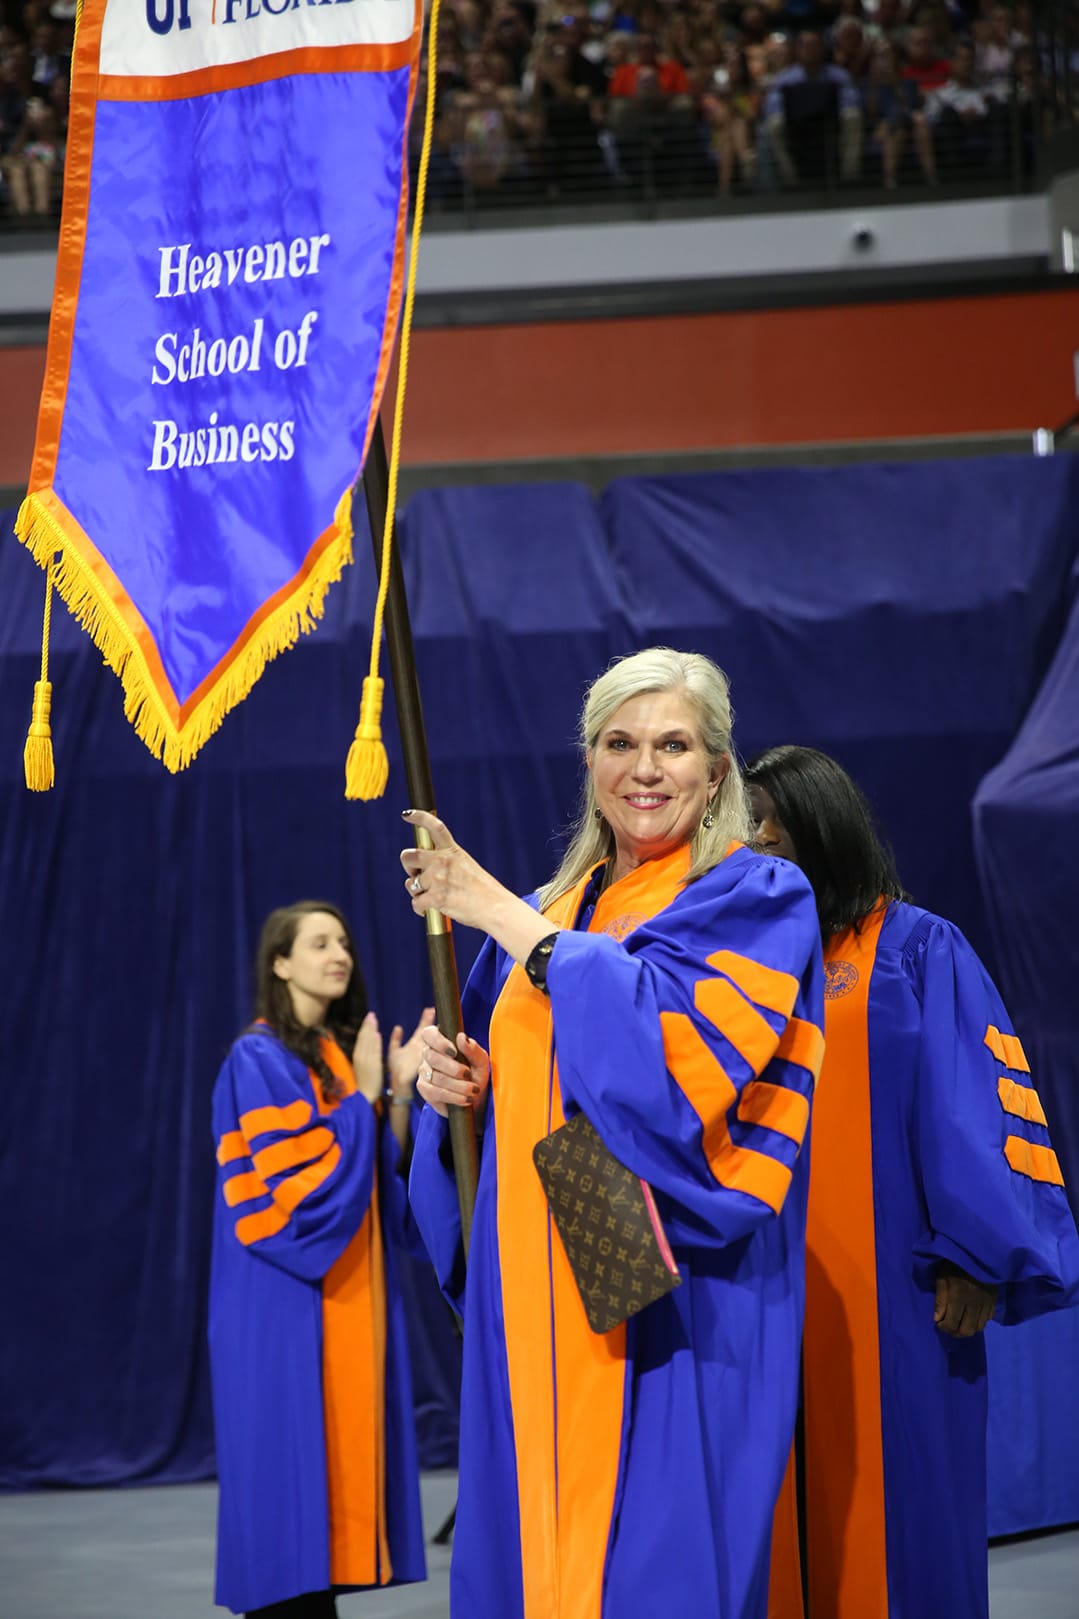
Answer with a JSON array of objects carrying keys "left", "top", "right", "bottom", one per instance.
[{"left": 17, "top": 0, "right": 421, "bottom": 769}]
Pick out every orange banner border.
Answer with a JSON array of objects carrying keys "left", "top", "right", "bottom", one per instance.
[{"left": 17, "top": 0, "right": 422, "bottom": 772}]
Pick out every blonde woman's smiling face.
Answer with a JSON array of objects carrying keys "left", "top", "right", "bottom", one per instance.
[{"left": 588, "top": 689, "right": 726, "bottom": 880}]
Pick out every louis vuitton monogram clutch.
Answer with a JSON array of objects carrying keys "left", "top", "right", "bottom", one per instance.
[{"left": 532, "top": 1111, "right": 682, "bottom": 1335}]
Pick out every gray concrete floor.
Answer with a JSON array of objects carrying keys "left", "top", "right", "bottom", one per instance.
[
  {"left": 0, "top": 1476, "right": 1075, "bottom": 1617},
  {"left": 0, "top": 1474, "right": 456, "bottom": 1619}
]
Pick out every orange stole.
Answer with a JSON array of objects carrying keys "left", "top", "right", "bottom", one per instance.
[
  {"left": 491, "top": 847, "right": 692, "bottom": 1619},
  {"left": 315, "top": 1038, "right": 392, "bottom": 1589},
  {"left": 768, "top": 906, "right": 888, "bottom": 1619},
  {"left": 768, "top": 1444, "right": 804, "bottom": 1619}
]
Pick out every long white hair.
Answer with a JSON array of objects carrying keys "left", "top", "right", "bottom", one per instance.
[{"left": 536, "top": 646, "right": 751, "bottom": 910}]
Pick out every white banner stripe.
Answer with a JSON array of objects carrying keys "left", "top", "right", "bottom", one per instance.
[{"left": 100, "top": 0, "right": 415, "bottom": 79}]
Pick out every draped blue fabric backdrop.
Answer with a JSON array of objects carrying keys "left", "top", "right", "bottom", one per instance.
[{"left": 2, "top": 455, "right": 1077, "bottom": 1534}]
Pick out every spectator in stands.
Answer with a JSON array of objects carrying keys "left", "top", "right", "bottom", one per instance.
[
  {"left": 901, "top": 21, "right": 951, "bottom": 91},
  {"left": 832, "top": 15, "right": 873, "bottom": 80},
  {"left": 872, "top": 0, "right": 909, "bottom": 43},
  {"left": 687, "top": 34, "right": 724, "bottom": 96},
  {"left": 925, "top": 38, "right": 992, "bottom": 173},
  {"left": 607, "top": 0, "right": 644, "bottom": 34},
  {"left": 753, "top": 28, "right": 795, "bottom": 182},
  {"left": 920, "top": 0, "right": 955, "bottom": 56},
  {"left": 835, "top": 0, "right": 868, "bottom": 21},
  {"left": 608, "top": 30, "right": 691, "bottom": 97},
  {"left": 1, "top": 90, "right": 61, "bottom": 217},
  {"left": 608, "top": 33, "right": 701, "bottom": 192},
  {"left": 662, "top": 7, "right": 697, "bottom": 70},
  {"left": 576, "top": 4, "right": 613, "bottom": 76},
  {"left": 609, "top": 56, "right": 668, "bottom": 181},
  {"left": 487, "top": 2, "right": 536, "bottom": 81},
  {"left": 551, "top": 6, "right": 609, "bottom": 96},
  {"left": 2, "top": 27, "right": 31, "bottom": 86},
  {"left": 528, "top": 26, "right": 606, "bottom": 193},
  {"left": 762, "top": 28, "right": 862, "bottom": 184},
  {"left": 761, "top": 29, "right": 797, "bottom": 83},
  {"left": 1009, "top": 41, "right": 1037, "bottom": 175},
  {"left": 29, "top": 16, "right": 60, "bottom": 86},
  {"left": 738, "top": 3, "right": 773, "bottom": 82},
  {"left": 691, "top": 0, "right": 723, "bottom": 33},
  {"left": 634, "top": 0, "right": 666, "bottom": 36},
  {"left": 434, "top": 6, "right": 469, "bottom": 94},
  {"left": 45, "top": 57, "right": 64, "bottom": 129},
  {"left": 410, "top": 65, "right": 464, "bottom": 205},
  {"left": 704, "top": 45, "right": 761, "bottom": 190},
  {"left": 604, "top": 29, "right": 634, "bottom": 81},
  {"left": 861, "top": 38, "right": 937, "bottom": 184},
  {"left": 455, "top": 67, "right": 521, "bottom": 194},
  {"left": 974, "top": 2, "right": 1019, "bottom": 96},
  {"left": 46, "top": 0, "right": 75, "bottom": 58},
  {"left": 0, "top": 40, "right": 29, "bottom": 160},
  {"left": 1011, "top": 0, "right": 1035, "bottom": 53},
  {"left": 452, "top": 0, "right": 488, "bottom": 52}
]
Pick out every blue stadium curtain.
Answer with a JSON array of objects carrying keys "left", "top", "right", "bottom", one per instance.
[{"left": 3, "top": 455, "right": 1079, "bottom": 1533}]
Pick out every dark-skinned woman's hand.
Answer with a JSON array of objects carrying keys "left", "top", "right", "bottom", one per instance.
[{"left": 933, "top": 1262, "right": 997, "bottom": 1337}]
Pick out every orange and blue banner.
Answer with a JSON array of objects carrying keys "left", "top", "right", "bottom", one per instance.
[{"left": 17, "top": 0, "right": 421, "bottom": 769}]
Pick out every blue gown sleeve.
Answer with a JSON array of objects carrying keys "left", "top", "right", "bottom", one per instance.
[
  {"left": 409, "top": 1108, "right": 468, "bottom": 1310},
  {"left": 212, "top": 1031, "right": 378, "bottom": 1283},
  {"left": 909, "top": 918, "right": 1079, "bottom": 1322},
  {"left": 548, "top": 855, "right": 825, "bottom": 1248},
  {"left": 377, "top": 1107, "right": 432, "bottom": 1261},
  {"left": 408, "top": 933, "right": 514, "bottom": 1309}
]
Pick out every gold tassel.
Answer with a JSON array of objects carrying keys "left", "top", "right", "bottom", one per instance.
[
  {"left": 24, "top": 564, "right": 56, "bottom": 791},
  {"left": 24, "top": 679, "right": 55, "bottom": 791},
  {"left": 345, "top": 675, "right": 388, "bottom": 801},
  {"left": 345, "top": 0, "right": 442, "bottom": 801}
]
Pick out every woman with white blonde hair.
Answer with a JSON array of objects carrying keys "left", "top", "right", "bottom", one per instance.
[
  {"left": 539, "top": 645, "right": 756, "bottom": 903},
  {"left": 403, "top": 646, "right": 824, "bottom": 1619}
]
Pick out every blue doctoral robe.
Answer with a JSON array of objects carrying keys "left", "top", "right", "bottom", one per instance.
[
  {"left": 411, "top": 844, "right": 824, "bottom": 1619},
  {"left": 209, "top": 1029, "right": 426, "bottom": 1614},
  {"left": 776, "top": 900, "right": 1079, "bottom": 1619}
]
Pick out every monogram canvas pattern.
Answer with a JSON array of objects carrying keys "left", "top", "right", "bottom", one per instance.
[{"left": 533, "top": 1113, "right": 681, "bottom": 1335}]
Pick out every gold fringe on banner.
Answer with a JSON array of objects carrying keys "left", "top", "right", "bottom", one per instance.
[{"left": 16, "top": 485, "right": 355, "bottom": 777}]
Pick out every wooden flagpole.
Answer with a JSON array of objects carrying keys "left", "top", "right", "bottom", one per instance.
[{"left": 362, "top": 416, "right": 479, "bottom": 1257}]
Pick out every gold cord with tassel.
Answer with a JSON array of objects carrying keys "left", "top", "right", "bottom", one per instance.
[
  {"left": 23, "top": 0, "right": 77, "bottom": 796},
  {"left": 345, "top": 0, "right": 441, "bottom": 801},
  {"left": 24, "top": 560, "right": 57, "bottom": 791}
]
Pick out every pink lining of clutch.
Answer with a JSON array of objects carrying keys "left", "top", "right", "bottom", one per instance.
[{"left": 639, "top": 1180, "right": 679, "bottom": 1276}]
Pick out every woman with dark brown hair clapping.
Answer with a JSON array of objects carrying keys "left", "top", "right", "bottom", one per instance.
[{"left": 209, "top": 901, "right": 432, "bottom": 1617}]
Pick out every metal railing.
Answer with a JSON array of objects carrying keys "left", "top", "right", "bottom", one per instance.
[{"left": 409, "top": 81, "right": 1049, "bottom": 228}]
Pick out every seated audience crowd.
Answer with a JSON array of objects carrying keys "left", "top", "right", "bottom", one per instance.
[
  {"left": 0, "top": 0, "right": 1052, "bottom": 220},
  {"left": 412, "top": 0, "right": 1042, "bottom": 203},
  {"left": 1, "top": 0, "right": 71, "bottom": 222}
]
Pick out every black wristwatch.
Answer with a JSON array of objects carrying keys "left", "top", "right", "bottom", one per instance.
[{"left": 524, "top": 932, "right": 560, "bottom": 995}]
